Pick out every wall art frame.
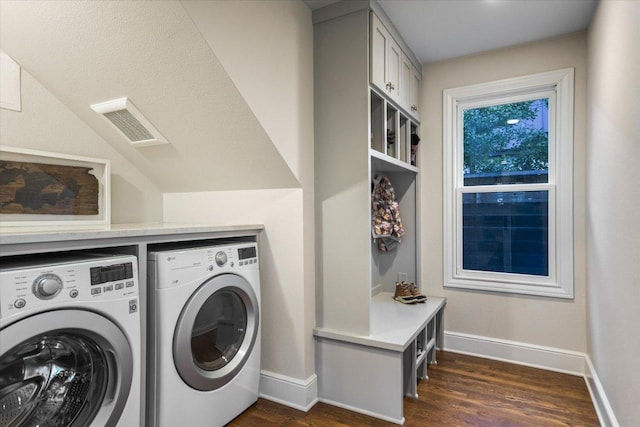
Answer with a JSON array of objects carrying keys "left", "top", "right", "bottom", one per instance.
[{"left": 0, "top": 145, "right": 110, "bottom": 229}]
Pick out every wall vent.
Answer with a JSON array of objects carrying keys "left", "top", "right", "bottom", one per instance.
[{"left": 90, "top": 97, "right": 168, "bottom": 147}]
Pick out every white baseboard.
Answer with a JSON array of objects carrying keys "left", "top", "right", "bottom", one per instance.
[
  {"left": 444, "top": 331, "right": 618, "bottom": 426},
  {"left": 317, "top": 397, "right": 404, "bottom": 425},
  {"left": 443, "top": 331, "right": 586, "bottom": 375},
  {"left": 259, "top": 370, "right": 318, "bottom": 412},
  {"left": 584, "top": 355, "right": 620, "bottom": 427},
  {"left": 259, "top": 332, "right": 617, "bottom": 425}
]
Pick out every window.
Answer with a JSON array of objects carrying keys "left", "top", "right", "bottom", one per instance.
[{"left": 443, "top": 69, "right": 574, "bottom": 298}]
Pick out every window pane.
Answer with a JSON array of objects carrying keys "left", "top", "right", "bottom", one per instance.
[
  {"left": 463, "top": 99, "right": 549, "bottom": 186},
  {"left": 462, "top": 191, "right": 549, "bottom": 276}
]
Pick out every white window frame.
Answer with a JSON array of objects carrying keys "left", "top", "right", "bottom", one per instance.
[{"left": 443, "top": 68, "right": 574, "bottom": 299}]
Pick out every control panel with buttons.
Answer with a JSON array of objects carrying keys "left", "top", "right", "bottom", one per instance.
[
  {"left": 151, "top": 243, "right": 258, "bottom": 290},
  {"left": 0, "top": 255, "right": 139, "bottom": 315}
]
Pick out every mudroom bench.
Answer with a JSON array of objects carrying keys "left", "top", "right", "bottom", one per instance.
[{"left": 314, "top": 294, "right": 446, "bottom": 424}]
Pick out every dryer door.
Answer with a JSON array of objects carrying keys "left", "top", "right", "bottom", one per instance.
[
  {"left": 173, "top": 273, "right": 259, "bottom": 391},
  {"left": 0, "top": 310, "right": 133, "bottom": 427}
]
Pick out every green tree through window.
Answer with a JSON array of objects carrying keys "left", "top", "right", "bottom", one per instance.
[{"left": 463, "top": 99, "right": 549, "bottom": 177}]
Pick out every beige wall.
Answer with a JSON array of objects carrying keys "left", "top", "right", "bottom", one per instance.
[
  {"left": 0, "top": 69, "right": 163, "bottom": 224},
  {"left": 1, "top": 0, "right": 315, "bottom": 392},
  {"left": 164, "top": 189, "right": 310, "bottom": 378},
  {"left": 166, "top": 0, "right": 316, "bottom": 384},
  {"left": 587, "top": 1, "right": 640, "bottom": 424},
  {"left": 420, "top": 32, "right": 588, "bottom": 351},
  {"left": 0, "top": 0, "right": 298, "bottom": 195}
]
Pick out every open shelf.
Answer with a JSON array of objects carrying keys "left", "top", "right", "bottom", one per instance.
[
  {"left": 370, "top": 149, "right": 418, "bottom": 174},
  {"left": 370, "top": 87, "right": 419, "bottom": 172},
  {"left": 371, "top": 90, "right": 385, "bottom": 153}
]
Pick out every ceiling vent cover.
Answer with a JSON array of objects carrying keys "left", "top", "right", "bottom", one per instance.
[{"left": 91, "top": 97, "right": 168, "bottom": 147}]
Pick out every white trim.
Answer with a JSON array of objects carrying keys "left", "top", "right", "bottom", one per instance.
[
  {"left": 443, "top": 68, "right": 574, "bottom": 299},
  {"left": 443, "top": 331, "right": 585, "bottom": 375},
  {"left": 317, "top": 397, "right": 405, "bottom": 425},
  {"left": 584, "top": 355, "right": 621, "bottom": 427},
  {"left": 259, "top": 370, "right": 318, "bottom": 412},
  {"left": 443, "top": 331, "right": 619, "bottom": 427},
  {"left": 443, "top": 68, "right": 575, "bottom": 102}
]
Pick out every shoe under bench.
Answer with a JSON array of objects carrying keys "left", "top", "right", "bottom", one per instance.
[{"left": 313, "top": 293, "right": 446, "bottom": 425}]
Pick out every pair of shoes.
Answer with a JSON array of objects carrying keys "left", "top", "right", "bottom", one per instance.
[
  {"left": 405, "top": 281, "right": 427, "bottom": 303},
  {"left": 393, "top": 282, "right": 416, "bottom": 304},
  {"left": 393, "top": 282, "right": 427, "bottom": 304}
]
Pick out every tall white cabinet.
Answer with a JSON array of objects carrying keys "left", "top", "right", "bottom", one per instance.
[
  {"left": 370, "top": 12, "right": 401, "bottom": 104},
  {"left": 313, "top": 1, "right": 445, "bottom": 424}
]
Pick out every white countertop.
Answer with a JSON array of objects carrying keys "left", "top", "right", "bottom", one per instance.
[
  {"left": 0, "top": 223, "right": 264, "bottom": 245},
  {"left": 314, "top": 292, "right": 446, "bottom": 352}
]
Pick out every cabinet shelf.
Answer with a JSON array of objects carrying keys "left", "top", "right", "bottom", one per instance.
[
  {"left": 370, "top": 87, "right": 419, "bottom": 170},
  {"left": 370, "top": 149, "right": 418, "bottom": 174}
]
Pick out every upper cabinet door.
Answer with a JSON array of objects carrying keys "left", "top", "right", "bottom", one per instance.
[
  {"left": 386, "top": 37, "right": 401, "bottom": 104},
  {"left": 370, "top": 13, "right": 388, "bottom": 94},
  {"left": 370, "top": 13, "right": 400, "bottom": 103},
  {"left": 400, "top": 52, "right": 412, "bottom": 113},
  {"left": 401, "top": 53, "right": 421, "bottom": 121},
  {"left": 410, "top": 65, "right": 421, "bottom": 121}
]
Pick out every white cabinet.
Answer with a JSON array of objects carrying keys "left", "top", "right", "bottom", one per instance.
[
  {"left": 409, "top": 64, "right": 421, "bottom": 121},
  {"left": 400, "top": 52, "right": 412, "bottom": 113},
  {"left": 387, "top": 38, "right": 402, "bottom": 104},
  {"left": 400, "top": 52, "right": 421, "bottom": 122},
  {"left": 315, "top": 4, "right": 424, "bottom": 332},
  {"left": 370, "top": 12, "right": 401, "bottom": 104},
  {"left": 372, "top": 13, "right": 421, "bottom": 121},
  {"left": 313, "top": 4, "right": 435, "bottom": 423}
]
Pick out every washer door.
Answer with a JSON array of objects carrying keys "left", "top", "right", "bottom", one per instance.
[
  {"left": 173, "top": 273, "right": 259, "bottom": 391},
  {"left": 0, "top": 310, "right": 133, "bottom": 427}
]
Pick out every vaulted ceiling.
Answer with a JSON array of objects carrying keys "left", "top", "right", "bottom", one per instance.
[{"left": 0, "top": 0, "right": 299, "bottom": 193}]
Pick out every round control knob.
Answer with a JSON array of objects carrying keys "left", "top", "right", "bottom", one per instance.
[
  {"left": 215, "top": 251, "right": 227, "bottom": 267},
  {"left": 33, "top": 274, "right": 63, "bottom": 300}
]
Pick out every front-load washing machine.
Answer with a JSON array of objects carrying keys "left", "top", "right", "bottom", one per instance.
[
  {"left": 148, "top": 242, "right": 260, "bottom": 427},
  {"left": 0, "top": 253, "right": 142, "bottom": 427}
]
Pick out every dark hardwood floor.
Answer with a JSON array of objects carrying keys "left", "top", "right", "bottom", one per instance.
[{"left": 229, "top": 351, "right": 600, "bottom": 426}]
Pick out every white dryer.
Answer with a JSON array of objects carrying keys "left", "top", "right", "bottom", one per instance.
[
  {"left": 148, "top": 242, "right": 261, "bottom": 427},
  {"left": 0, "top": 253, "right": 142, "bottom": 427}
]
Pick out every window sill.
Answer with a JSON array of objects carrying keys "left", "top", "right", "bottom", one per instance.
[{"left": 445, "top": 277, "right": 574, "bottom": 299}]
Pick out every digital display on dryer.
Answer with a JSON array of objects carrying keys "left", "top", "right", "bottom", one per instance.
[{"left": 237, "top": 247, "right": 256, "bottom": 260}]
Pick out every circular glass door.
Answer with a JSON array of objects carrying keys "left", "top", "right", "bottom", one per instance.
[
  {"left": 0, "top": 333, "right": 107, "bottom": 427},
  {"left": 174, "top": 274, "right": 259, "bottom": 391},
  {"left": 191, "top": 289, "right": 247, "bottom": 371},
  {"left": 0, "top": 310, "right": 133, "bottom": 427}
]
